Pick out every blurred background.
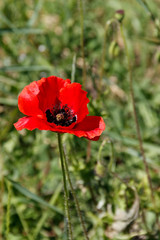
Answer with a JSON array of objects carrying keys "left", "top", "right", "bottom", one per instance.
[{"left": 0, "top": 0, "right": 160, "bottom": 239}]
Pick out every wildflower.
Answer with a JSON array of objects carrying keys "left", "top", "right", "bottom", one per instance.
[{"left": 14, "top": 76, "right": 105, "bottom": 141}]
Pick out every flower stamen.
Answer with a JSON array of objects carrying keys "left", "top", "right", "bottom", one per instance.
[
  {"left": 56, "top": 113, "right": 64, "bottom": 121},
  {"left": 45, "top": 104, "right": 77, "bottom": 127}
]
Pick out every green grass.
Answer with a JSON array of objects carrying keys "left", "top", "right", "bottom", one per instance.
[{"left": 0, "top": 0, "right": 160, "bottom": 239}]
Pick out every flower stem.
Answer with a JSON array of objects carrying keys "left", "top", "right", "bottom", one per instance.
[
  {"left": 78, "top": 0, "right": 86, "bottom": 90},
  {"left": 6, "top": 181, "right": 11, "bottom": 240},
  {"left": 0, "top": 158, "right": 4, "bottom": 239},
  {"left": 99, "top": 19, "right": 117, "bottom": 95},
  {"left": 120, "top": 23, "right": 155, "bottom": 205},
  {"left": 57, "top": 133, "right": 73, "bottom": 240},
  {"left": 62, "top": 146, "right": 89, "bottom": 240}
]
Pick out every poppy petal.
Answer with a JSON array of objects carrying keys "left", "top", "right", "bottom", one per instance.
[
  {"left": 14, "top": 116, "right": 53, "bottom": 131},
  {"left": 18, "top": 76, "right": 71, "bottom": 117},
  {"left": 14, "top": 116, "right": 105, "bottom": 141},
  {"left": 37, "top": 76, "right": 71, "bottom": 112},
  {"left": 70, "top": 116, "right": 105, "bottom": 140},
  {"left": 14, "top": 116, "right": 76, "bottom": 132},
  {"left": 18, "top": 81, "right": 43, "bottom": 117},
  {"left": 59, "top": 83, "right": 89, "bottom": 123}
]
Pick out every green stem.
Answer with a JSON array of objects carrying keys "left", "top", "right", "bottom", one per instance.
[
  {"left": 98, "top": 138, "right": 108, "bottom": 163},
  {"left": 62, "top": 147, "right": 89, "bottom": 240},
  {"left": 108, "top": 139, "right": 115, "bottom": 172},
  {"left": 120, "top": 23, "right": 155, "bottom": 205},
  {"left": 79, "top": 0, "right": 86, "bottom": 90},
  {"left": 0, "top": 158, "right": 4, "bottom": 239},
  {"left": 6, "top": 181, "right": 11, "bottom": 240},
  {"left": 99, "top": 19, "right": 117, "bottom": 94},
  {"left": 57, "top": 133, "right": 73, "bottom": 240},
  {"left": 71, "top": 53, "right": 76, "bottom": 83}
]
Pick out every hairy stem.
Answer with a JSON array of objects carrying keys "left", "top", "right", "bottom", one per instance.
[
  {"left": 86, "top": 140, "right": 91, "bottom": 162},
  {"left": 57, "top": 133, "right": 73, "bottom": 240},
  {"left": 63, "top": 146, "right": 89, "bottom": 240},
  {"left": 78, "top": 0, "right": 86, "bottom": 89},
  {"left": 99, "top": 19, "right": 117, "bottom": 94},
  {"left": 6, "top": 181, "right": 11, "bottom": 240},
  {"left": 120, "top": 23, "right": 155, "bottom": 204},
  {"left": 0, "top": 158, "right": 4, "bottom": 240}
]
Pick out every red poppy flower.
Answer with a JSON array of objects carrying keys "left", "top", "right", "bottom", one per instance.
[{"left": 14, "top": 76, "right": 105, "bottom": 141}]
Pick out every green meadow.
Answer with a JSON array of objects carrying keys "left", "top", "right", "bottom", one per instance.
[{"left": 0, "top": 0, "right": 160, "bottom": 239}]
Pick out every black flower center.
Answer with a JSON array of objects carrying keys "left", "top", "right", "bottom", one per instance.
[{"left": 45, "top": 104, "right": 77, "bottom": 127}]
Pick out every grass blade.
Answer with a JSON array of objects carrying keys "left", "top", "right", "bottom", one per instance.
[
  {"left": 33, "top": 183, "right": 62, "bottom": 238},
  {"left": 27, "top": 0, "right": 44, "bottom": 27},
  {"left": 0, "top": 28, "right": 44, "bottom": 35},
  {"left": 135, "top": 0, "right": 150, "bottom": 14},
  {"left": 6, "top": 178, "right": 63, "bottom": 215},
  {"left": 0, "top": 65, "right": 52, "bottom": 72}
]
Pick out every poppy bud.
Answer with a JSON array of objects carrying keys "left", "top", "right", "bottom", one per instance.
[
  {"left": 115, "top": 10, "right": 125, "bottom": 23},
  {"left": 109, "top": 41, "right": 120, "bottom": 58},
  {"left": 95, "top": 162, "right": 106, "bottom": 178}
]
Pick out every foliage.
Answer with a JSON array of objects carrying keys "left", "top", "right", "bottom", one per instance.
[{"left": 0, "top": 0, "right": 160, "bottom": 239}]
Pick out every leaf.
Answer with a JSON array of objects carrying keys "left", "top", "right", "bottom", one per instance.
[
  {"left": 6, "top": 177, "right": 63, "bottom": 215},
  {"left": 27, "top": 0, "right": 44, "bottom": 27}
]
